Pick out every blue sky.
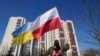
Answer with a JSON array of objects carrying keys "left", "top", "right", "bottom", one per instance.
[{"left": 0, "top": 0, "right": 98, "bottom": 51}]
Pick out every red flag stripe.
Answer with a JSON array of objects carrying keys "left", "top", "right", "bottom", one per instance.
[{"left": 32, "top": 17, "right": 61, "bottom": 40}]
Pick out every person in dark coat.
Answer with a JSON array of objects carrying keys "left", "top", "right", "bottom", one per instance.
[{"left": 41, "top": 40, "right": 69, "bottom": 56}]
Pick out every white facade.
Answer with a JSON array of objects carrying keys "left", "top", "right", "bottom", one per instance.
[
  {"left": 66, "top": 20, "right": 80, "bottom": 56},
  {"left": 45, "top": 29, "right": 60, "bottom": 50},
  {"left": 0, "top": 17, "right": 26, "bottom": 56},
  {"left": 38, "top": 29, "right": 60, "bottom": 50}
]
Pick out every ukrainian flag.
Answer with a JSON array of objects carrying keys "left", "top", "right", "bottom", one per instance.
[{"left": 12, "top": 22, "right": 33, "bottom": 46}]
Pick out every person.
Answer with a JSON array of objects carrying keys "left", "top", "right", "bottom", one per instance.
[{"left": 41, "top": 40, "right": 69, "bottom": 56}]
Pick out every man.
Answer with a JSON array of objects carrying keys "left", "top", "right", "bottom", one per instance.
[{"left": 41, "top": 40, "right": 69, "bottom": 56}]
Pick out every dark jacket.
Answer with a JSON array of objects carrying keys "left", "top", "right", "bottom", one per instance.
[{"left": 41, "top": 43, "right": 69, "bottom": 56}]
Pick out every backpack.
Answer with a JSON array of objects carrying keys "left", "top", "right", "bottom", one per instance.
[{"left": 52, "top": 49, "right": 62, "bottom": 56}]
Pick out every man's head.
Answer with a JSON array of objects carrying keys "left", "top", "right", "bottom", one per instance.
[
  {"left": 54, "top": 40, "right": 59, "bottom": 46},
  {"left": 54, "top": 40, "right": 60, "bottom": 50}
]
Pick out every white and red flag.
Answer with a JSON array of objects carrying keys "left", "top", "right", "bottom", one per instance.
[{"left": 30, "top": 7, "right": 61, "bottom": 41}]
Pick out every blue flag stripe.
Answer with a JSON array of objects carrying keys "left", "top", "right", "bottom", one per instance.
[{"left": 12, "top": 22, "right": 29, "bottom": 37}]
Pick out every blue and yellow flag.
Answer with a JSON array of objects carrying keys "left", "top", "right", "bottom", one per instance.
[
  {"left": 12, "top": 22, "right": 33, "bottom": 46},
  {"left": 12, "top": 23, "right": 29, "bottom": 37}
]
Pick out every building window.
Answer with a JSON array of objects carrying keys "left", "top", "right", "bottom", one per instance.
[
  {"left": 15, "top": 19, "right": 22, "bottom": 29},
  {"left": 67, "top": 22, "right": 73, "bottom": 32},
  {"left": 59, "top": 33, "right": 64, "bottom": 37},
  {"left": 41, "top": 43, "right": 45, "bottom": 48},
  {"left": 41, "top": 35, "right": 45, "bottom": 41},
  {"left": 72, "top": 53, "right": 78, "bottom": 56},
  {"left": 17, "top": 19, "right": 22, "bottom": 24},
  {"left": 9, "top": 45, "right": 16, "bottom": 53},
  {"left": 59, "top": 27, "right": 63, "bottom": 31},
  {"left": 72, "top": 47, "right": 77, "bottom": 53},
  {"left": 69, "top": 33, "right": 76, "bottom": 45},
  {"left": 67, "top": 22, "right": 76, "bottom": 45},
  {"left": 60, "top": 39, "right": 65, "bottom": 46}
]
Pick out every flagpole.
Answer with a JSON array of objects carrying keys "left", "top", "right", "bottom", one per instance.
[
  {"left": 15, "top": 34, "right": 22, "bottom": 56},
  {"left": 15, "top": 47, "right": 18, "bottom": 56},
  {"left": 15, "top": 27, "right": 24, "bottom": 56},
  {"left": 32, "top": 39, "right": 35, "bottom": 56},
  {"left": 17, "top": 23, "right": 27, "bottom": 56},
  {"left": 14, "top": 38, "right": 21, "bottom": 56},
  {"left": 17, "top": 34, "right": 23, "bottom": 56},
  {"left": 14, "top": 45, "right": 19, "bottom": 56},
  {"left": 30, "top": 39, "right": 33, "bottom": 56},
  {"left": 20, "top": 33, "right": 24, "bottom": 56}
]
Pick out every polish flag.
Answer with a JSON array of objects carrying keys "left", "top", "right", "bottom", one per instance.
[{"left": 30, "top": 7, "right": 61, "bottom": 40}]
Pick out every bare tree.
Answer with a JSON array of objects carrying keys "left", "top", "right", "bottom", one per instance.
[
  {"left": 74, "top": 0, "right": 100, "bottom": 47},
  {"left": 82, "top": 48, "right": 100, "bottom": 56}
]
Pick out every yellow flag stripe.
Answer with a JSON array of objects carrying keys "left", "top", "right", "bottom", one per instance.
[{"left": 12, "top": 31, "right": 33, "bottom": 46}]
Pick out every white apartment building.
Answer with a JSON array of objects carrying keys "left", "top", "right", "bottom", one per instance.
[
  {"left": 63, "top": 20, "right": 80, "bottom": 56},
  {"left": 0, "top": 17, "right": 26, "bottom": 56},
  {"left": 37, "top": 20, "right": 80, "bottom": 56},
  {"left": 0, "top": 17, "right": 80, "bottom": 56}
]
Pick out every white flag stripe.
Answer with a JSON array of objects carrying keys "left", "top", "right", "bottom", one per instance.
[{"left": 30, "top": 7, "right": 59, "bottom": 31}]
